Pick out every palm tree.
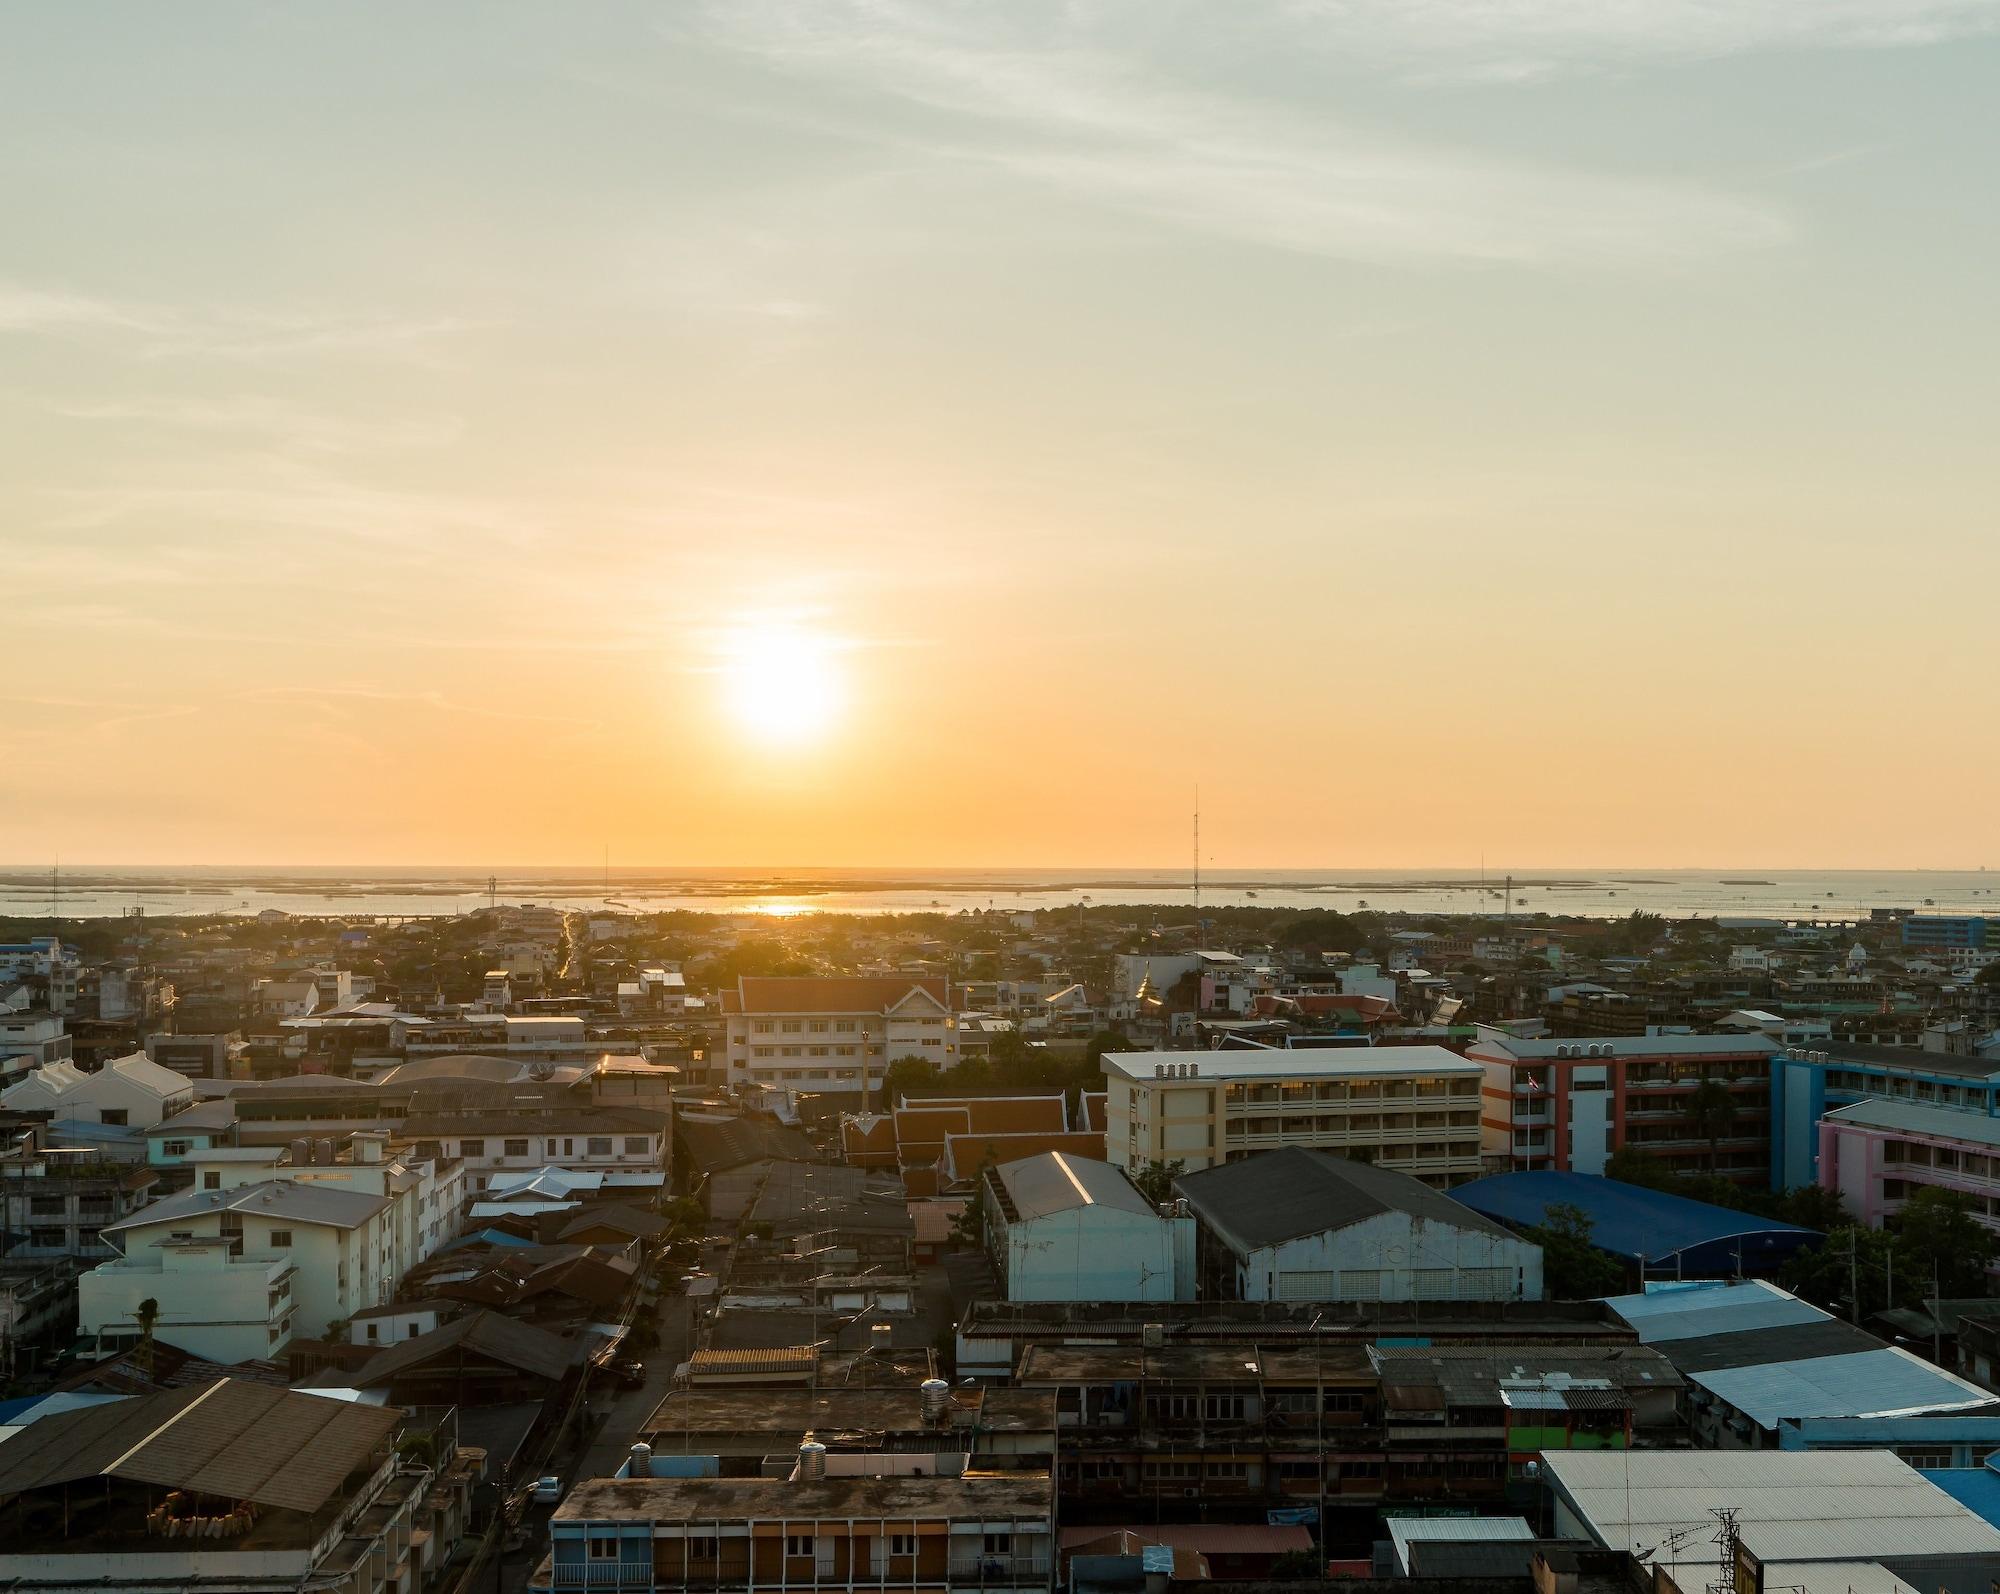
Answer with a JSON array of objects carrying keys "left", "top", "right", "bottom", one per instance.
[
  {"left": 134, "top": 1297, "right": 160, "bottom": 1380},
  {"left": 1685, "top": 1079, "right": 1739, "bottom": 1174}
]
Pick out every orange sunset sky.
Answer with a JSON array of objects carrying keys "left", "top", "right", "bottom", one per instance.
[{"left": 3, "top": 5, "right": 1996, "bottom": 869}]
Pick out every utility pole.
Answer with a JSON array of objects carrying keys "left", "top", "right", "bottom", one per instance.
[{"left": 1848, "top": 1224, "right": 1864, "bottom": 1328}]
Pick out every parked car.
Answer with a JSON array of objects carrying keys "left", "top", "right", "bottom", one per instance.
[
  {"left": 531, "top": 1476, "right": 562, "bottom": 1506},
  {"left": 607, "top": 1358, "right": 646, "bottom": 1390}
]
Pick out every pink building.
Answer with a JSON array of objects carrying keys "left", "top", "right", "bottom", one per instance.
[{"left": 1819, "top": 1097, "right": 2000, "bottom": 1257}]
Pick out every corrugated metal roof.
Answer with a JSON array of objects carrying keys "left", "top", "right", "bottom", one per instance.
[
  {"left": 104, "top": 1177, "right": 390, "bottom": 1234},
  {"left": 1387, "top": 1516, "right": 1534, "bottom": 1544},
  {"left": 1693, "top": 1345, "right": 1999, "bottom": 1428},
  {"left": 1824, "top": 1096, "right": 2000, "bottom": 1147},
  {"left": 1175, "top": 1146, "right": 1517, "bottom": 1251},
  {"left": 995, "top": 1152, "right": 1156, "bottom": 1220},
  {"left": 1607, "top": 1279, "right": 1828, "bottom": 1342},
  {"left": 1545, "top": 1449, "right": 2000, "bottom": 1564},
  {"left": 1757, "top": 1563, "right": 1919, "bottom": 1594},
  {"left": 1454, "top": 1175, "right": 1822, "bottom": 1267},
  {"left": 0, "top": 1378, "right": 401, "bottom": 1514}
]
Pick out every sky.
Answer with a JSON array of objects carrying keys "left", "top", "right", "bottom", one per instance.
[{"left": 2, "top": 3, "right": 1997, "bottom": 871}]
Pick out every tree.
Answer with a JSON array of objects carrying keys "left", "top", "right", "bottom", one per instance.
[
  {"left": 1894, "top": 1187, "right": 2000, "bottom": 1299},
  {"left": 1131, "top": 1159, "right": 1185, "bottom": 1205},
  {"left": 1776, "top": 1183, "right": 1851, "bottom": 1233},
  {"left": 882, "top": 1055, "right": 938, "bottom": 1109},
  {"left": 1782, "top": 1224, "right": 1896, "bottom": 1319},
  {"left": 134, "top": 1297, "right": 160, "bottom": 1379},
  {"left": 1684, "top": 1079, "right": 1739, "bottom": 1173},
  {"left": 1521, "top": 1203, "right": 1625, "bottom": 1300},
  {"left": 951, "top": 1156, "right": 998, "bottom": 1249}
]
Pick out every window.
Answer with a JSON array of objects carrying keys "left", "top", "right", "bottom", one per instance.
[
  {"left": 1204, "top": 1394, "right": 1246, "bottom": 1421},
  {"left": 835, "top": 1019, "right": 856, "bottom": 1032},
  {"left": 781, "top": 1020, "right": 802, "bottom": 1034},
  {"left": 810, "top": 1020, "right": 829, "bottom": 1034},
  {"left": 688, "top": 1536, "right": 717, "bottom": 1560},
  {"left": 366, "top": 1322, "right": 379, "bottom": 1342},
  {"left": 887, "top": 1533, "right": 916, "bottom": 1556},
  {"left": 752, "top": 1021, "right": 773, "bottom": 1034},
  {"left": 587, "top": 1137, "right": 613, "bottom": 1157},
  {"left": 461, "top": 1139, "right": 486, "bottom": 1157},
  {"left": 787, "top": 1535, "right": 816, "bottom": 1558},
  {"left": 408, "top": 1322, "right": 420, "bottom": 1337},
  {"left": 983, "top": 1534, "right": 1012, "bottom": 1555},
  {"left": 29, "top": 1196, "right": 65, "bottom": 1217},
  {"left": 99, "top": 1109, "right": 129, "bottom": 1127},
  {"left": 587, "top": 1538, "right": 619, "bottom": 1560},
  {"left": 163, "top": 1139, "right": 191, "bottom": 1158},
  {"left": 624, "top": 1136, "right": 649, "bottom": 1154},
  {"left": 505, "top": 1138, "right": 529, "bottom": 1157},
  {"left": 269, "top": 1229, "right": 293, "bottom": 1248},
  {"left": 29, "top": 1228, "right": 64, "bottom": 1248},
  {"left": 203, "top": 1171, "right": 222, "bottom": 1191}
]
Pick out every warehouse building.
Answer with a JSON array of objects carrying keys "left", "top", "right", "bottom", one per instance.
[
  {"left": 1174, "top": 1146, "right": 1543, "bottom": 1303},
  {"left": 982, "top": 1152, "right": 1194, "bottom": 1303},
  {"left": 1453, "top": 1170, "right": 1821, "bottom": 1280},
  {"left": 1606, "top": 1280, "right": 2000, "bottom": 1449},
  {"left": 1545, "top": 1449, "right": 2000, "bottom": 1594}
]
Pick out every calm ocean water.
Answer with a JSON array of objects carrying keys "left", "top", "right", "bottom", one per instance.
[{"left": 2, "top": 867, "right": 1997, "bottom": 924}]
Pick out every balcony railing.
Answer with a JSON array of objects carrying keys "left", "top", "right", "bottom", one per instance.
[
  {"left": 548, "top": 1562, "right": 653, "bottom": 1588},
  {"left": 947, "top": 1555, "right": 1051, "bottom": 1582}
]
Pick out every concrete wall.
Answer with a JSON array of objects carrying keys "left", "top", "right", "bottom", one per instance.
[
  {"left": 1004, "top": 1207, "right": 1193, "bottom": 1302},
  {"left": 1234, "top": 1209, "right": 1543, "bottom": 1303}
]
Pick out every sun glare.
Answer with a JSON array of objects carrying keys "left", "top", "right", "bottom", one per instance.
[{"left": 721, "top": 622, "right": 843, "bottom": 744}]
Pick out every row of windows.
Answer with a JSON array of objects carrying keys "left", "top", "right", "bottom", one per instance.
[
  {"left": 607, "top": 1533, "right": 990, "bottom": 1561},
  {"left": 455, "top": 1136, "right": 650, "bottom": 1157},
  {"left": 752, "top": 1019, "right": 863, "bottom": 1035}
]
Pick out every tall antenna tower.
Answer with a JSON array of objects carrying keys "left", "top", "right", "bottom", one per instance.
[
  {"left": 487, "top": 874, "right": 498, "bottom": 913},
  {"left": 1193, "top": 790, "right": 1202, "bottom": 951}
]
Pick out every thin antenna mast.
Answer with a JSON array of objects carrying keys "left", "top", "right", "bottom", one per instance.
[{"left": 1193, "top": 790, "right": 1202, "bottom": 951}]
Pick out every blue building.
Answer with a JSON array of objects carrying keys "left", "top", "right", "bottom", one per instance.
[
  {"left": 1769, "top": 1040, "right": 2000, "bottom": 1190},
  {"left": 1903, "top": 916, "right": 1989, "bottom": 950},
  {"left": 1778, "top": 1414, "right": 2000, "bottom": 1470},
  {"left": 1450, "top": 1170, "right": 1822, "bottom": 1280}
]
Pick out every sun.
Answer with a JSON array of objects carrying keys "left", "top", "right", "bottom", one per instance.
[{"left": 720, "top": 621, "right": 844, "bottom": 744}]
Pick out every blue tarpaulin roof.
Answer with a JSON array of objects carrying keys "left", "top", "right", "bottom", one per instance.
[{"left": 1450, "top": 1171, "right": 1822, "bottom": 1275}]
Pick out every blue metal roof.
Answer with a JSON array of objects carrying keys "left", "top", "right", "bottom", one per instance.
[
  {"left": 1450, "top": 1171, "right": 1822, "bottom": 1273},
  {"left": 1929, "top": 1465, "right": 2000, "bottom": 1528}
]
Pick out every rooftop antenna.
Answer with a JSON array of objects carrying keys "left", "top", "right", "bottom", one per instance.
[
  {"left": 487, "top": 874, "right": 498, "bottom": 913},
  {"left": 1193, "top": 789, "right": 1202, "bottom": 951}
]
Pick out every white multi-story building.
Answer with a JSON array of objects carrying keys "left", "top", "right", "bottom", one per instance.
[
  {"left": 84, "top": 1132, "right": 464, "bottom": 1358},
  {"left": 1102, "top": 1046, "right": 1487, "bottom": 1185},
  {"left": 1, "top": 1051, "right": 194, "bottom": 1130},
  {"left": 0, "top": 1009, "right": 71, "bottom": 1080},
  {"left": 720, "top": 976, "right": 956, "bottom": 1091},
  {"left": 0, "top": 936, "right": 81, "bottom": 1014},
  {"left": 400, "top": 1104, "right": 667, "bottom": 1195}
]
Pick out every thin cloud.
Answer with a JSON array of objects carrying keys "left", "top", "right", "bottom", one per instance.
[
  {"left": 48, "top": 394, "right": 462, "bottom": 454},
  {"left": 694, "top": 1, "right": 1788, "bottom": 267},
  {"left": 0, "top": 276, "right": 483, "bottom": 363},
  {"left": 1277, "top": 0, "right": 2000, "bottom": 80}
]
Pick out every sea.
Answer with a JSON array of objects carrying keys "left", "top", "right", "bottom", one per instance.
[{"left": 2, "top": 867, "right": 1997, "bottom": 925}]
